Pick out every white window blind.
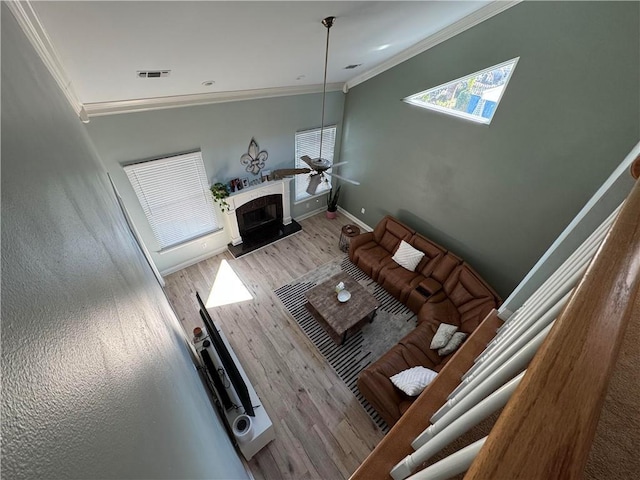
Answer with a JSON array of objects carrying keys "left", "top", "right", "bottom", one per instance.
[
  {"left": 124, "top": 151, "right": 219, "bottom": 250},
  {"left": 294, "top": 125, "right": 337, "bottom": 201}
]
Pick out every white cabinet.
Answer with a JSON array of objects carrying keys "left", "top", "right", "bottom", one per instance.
[{"left": 195, "top": 324, "right": 275, "bottom": 460}]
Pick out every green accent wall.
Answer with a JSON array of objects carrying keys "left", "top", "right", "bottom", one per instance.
[{"left": 338, "top": 1, "right": 640, "bottom": 297}]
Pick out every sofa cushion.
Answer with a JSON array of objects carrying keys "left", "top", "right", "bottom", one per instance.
[
  {"left": 410, "top": 234, "right": 446, "bottom": 277},
  {"left": 390, "top": 366, "right": 438, "bottom": 396},
  {"left": 430, "top": 323, "right": 459, "bottom": 349},
  {"left": 378, "top": 264, "right": 422, "bottom": 302},
  {"left": 438, "top": 332, "right": 468, "bottom": 356},
  {"left": 392, "top": 240, "right": 425, "bottom": 272},
  {"left": 373, "top": 216, "right": 414, "bottom": 253},
  {"left": 442, "top": 264, "right": 499, "bottom": 331},
  {"left": 418, "top": 296, "right": 461, "bottom": 329},
  {"left": 354, "top": 245, "right": 396, "bottom": 280},
  {"left": 429, "top": 252, "right": 463, "bottom": 284}
]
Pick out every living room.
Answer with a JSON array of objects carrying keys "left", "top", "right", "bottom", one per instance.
[{"left": 2, "top": 2, "right": 638, "bottom": 480}]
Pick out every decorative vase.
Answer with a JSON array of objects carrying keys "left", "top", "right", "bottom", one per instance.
[{"left": 326, "top": 210, "right": 337, "bottom": 219}]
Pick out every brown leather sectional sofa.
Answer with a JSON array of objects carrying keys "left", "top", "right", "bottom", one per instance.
[{"left": 350, "top": 215, "right": 501, "bottom": 427}]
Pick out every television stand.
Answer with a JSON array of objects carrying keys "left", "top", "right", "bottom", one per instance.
[{"left": 195, "top": 323, "right": 275, "bottom": 460}]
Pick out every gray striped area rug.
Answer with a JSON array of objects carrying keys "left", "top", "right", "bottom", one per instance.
[{"left": 274, "top": 257, "right": 417, "bottom": 433}]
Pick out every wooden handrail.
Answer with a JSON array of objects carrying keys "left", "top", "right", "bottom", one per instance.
[
  {"left": 350, "top": 310, "right": 503, "bottom": 480},
  {"left": 465, "top": 176, "right": 640, "bottom": 479}
]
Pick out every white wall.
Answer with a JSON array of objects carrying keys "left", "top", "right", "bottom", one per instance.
[{"left": 1, "top": 6, "right": 249, "bottom": 479}]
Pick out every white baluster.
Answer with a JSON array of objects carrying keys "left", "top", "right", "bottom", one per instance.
[
  {"left": 466, "top": 291, "right": 571, "bottom": 381},
  {"left": 480, "top": 266, "right": 584, "bottom": 368},
  {"left": 407, "top": 373, "right": 524, "bottom": 467},
  {"left": 404, "top": 438, "right": 486, "bottom": 480},
  {"left": 444, "top": 323, "right": 552, "bottom": 409}
]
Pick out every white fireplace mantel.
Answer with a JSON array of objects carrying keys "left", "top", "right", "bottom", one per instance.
[{"left": 223, "top": 178, "right": 292, "bottom": 246}]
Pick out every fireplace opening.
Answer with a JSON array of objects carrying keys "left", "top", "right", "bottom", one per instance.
[{"left": 236, "top": 194, "right": 283, "bottom": 246}]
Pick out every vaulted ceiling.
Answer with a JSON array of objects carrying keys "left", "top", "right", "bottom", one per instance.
[{"left": 18, "top": 1, "right": 517, "bottom": 117}]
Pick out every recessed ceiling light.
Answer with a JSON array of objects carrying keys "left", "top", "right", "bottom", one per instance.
[
  {"left": 375, "top": 44, "right": 391, "bottom": 51},
  {"left": 202, "top": 80, "right": 215, "bottom": 86}
]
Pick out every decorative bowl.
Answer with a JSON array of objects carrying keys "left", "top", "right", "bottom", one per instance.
[{"left": 337, "top": 290, "right": 351, "bottom": 303}]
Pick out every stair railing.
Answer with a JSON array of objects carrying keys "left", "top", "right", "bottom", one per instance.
[{"left": 351, "top": 154, "right": 640, "bottom": 480}]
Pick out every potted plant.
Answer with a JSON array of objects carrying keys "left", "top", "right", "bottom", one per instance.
[
  {"left": 210, "top": 182, "right": 231, "bottom": 212},
  {"left": 326, "top": 185, "right": 341, "bottom": 219}
]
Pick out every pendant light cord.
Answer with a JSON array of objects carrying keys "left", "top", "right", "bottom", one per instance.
[{"left": 319, "top": 16, "right": 334, "bottom": 161}]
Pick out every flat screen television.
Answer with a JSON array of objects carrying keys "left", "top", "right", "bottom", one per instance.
[{"left": 196, "top": 292, "right": 255, "bottom": 417}]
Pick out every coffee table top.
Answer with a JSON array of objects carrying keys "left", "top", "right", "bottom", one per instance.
[{"left": 304, "top": 272, "right": 379, "bottom": 336}]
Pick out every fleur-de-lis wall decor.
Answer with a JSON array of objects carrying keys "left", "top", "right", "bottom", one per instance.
[{"left": 240, "top": 138, "right": 268, "bottom": 175}]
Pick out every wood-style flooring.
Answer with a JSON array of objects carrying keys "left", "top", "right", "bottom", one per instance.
[{"left": 163, "top": 213, "right": 383, "bottom": 480}]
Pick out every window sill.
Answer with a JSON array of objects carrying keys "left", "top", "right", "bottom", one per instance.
[{"left": 294, "top": 191, "right": 330, "bottom": 206}]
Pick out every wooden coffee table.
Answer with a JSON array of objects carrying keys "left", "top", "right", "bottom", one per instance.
[{"left": 304, "top": 272, "right": 379, "bottom": 345}]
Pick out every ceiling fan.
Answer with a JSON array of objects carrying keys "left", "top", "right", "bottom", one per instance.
[{"left": 273, "top": 16, "right": 360, "bottom": 195}]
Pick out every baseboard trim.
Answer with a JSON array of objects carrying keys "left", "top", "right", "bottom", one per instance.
[
  {"left": 294, "top": 206, "right": 327, "bottom": 222},
  {"left": 338, "top": 207, "right": 373, "bottom": 232},
  {"left": 160, "top": 246, "right": 228, "bottom": 277}
]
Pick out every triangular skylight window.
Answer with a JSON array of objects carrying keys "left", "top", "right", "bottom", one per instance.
[{"left": 403, "top": 57, "right": 519, "bottom": 124}]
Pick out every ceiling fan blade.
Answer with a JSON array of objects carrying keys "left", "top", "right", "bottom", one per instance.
[
  {"left": 272, "top": 168, "right": 312, "bottom": 179},
  {"left": 306, "top": 174, "right": 323, "bottom": 195},
  {"left": 300, "top": 155, "right": 316, "bottom": 169},
  {"left": 327, "top": 172, "right": 361, "bottom": 186},
  {"left": 329, "top": 161, "right": 348, "bottom": 168}
]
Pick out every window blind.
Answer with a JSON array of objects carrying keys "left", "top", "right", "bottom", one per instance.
[
  {"left": 124, "top": 151, "right": 219, "bottom": 249},
  {"left": 294, "top": 125, "right": 337, "bottom": 201}
]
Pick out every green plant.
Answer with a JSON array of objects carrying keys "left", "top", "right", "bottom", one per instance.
[
  {"left": 326, "top": 185, "right": 341, "bottom": 212},
  {"left": 210, "top": 182, "right": 231, "bottom": 212}
]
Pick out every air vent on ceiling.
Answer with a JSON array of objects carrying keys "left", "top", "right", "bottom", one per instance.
[
  {"left": 344, "top": 64, "right": 362, "bottom": 70},
  {"left": 137, "top": 70, "right": 171, "bottom": 78}
]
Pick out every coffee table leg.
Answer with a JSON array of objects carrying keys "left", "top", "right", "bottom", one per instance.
[
  {"left": 341, "top": 331, "right": 347, "bottom": 345},
  {"left": 369, "top": 308, "right": 378, "bottom": 323}
]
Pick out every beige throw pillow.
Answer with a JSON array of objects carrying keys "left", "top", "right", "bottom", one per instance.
[
  {"left": 438, "top": 332, "right": 468, "bottom": 356},
  {"left": 392, "top": 240, "right": 425, "bottom": 272},
  {"left": 430, "top": 323, "right": 459, "bottom": 349},
  {"left": 390, "top": 366, "right": 438, "bottom": 396}
]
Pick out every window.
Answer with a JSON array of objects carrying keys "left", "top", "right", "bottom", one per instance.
[
  {"left": 403, "top": 57, "right": 519, "bottom": 124},
  {"left": 294, "top": 125, "right": 337, "bottom": 202},
  {"left": 124, "top": 151, "right": 219, "bottom": 250}
]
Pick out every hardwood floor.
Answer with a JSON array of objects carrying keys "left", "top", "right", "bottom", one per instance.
[{"left": 163, "top": 213, "right": 383, "bottom": 480}]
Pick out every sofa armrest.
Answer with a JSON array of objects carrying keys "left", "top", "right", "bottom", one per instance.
[
  {"left": 349, "top": 231, "right": 374, "bottom": 258},
  {"left": 357, "top": 368, "right": 405, "bottom": 427},
  {"left": 417, "top": 277, "right": 442, "bottom": 296}
]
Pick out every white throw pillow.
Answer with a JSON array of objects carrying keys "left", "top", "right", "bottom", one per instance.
[
  {"left": 438, "top": 332, "right": 468, "bottom": 356},
  {"left": 390, "top": 366, "right": 438, "bottom": 396},
  {"left": 392, "top": 240, "right": 425, "bottom": 272},
  {"left": 430, "top": 323, "right": 459, "bottom": 350}
]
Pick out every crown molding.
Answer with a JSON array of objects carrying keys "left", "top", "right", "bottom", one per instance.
[
  {"left": 6, "top": 0, "right": 89, "bottom": 122},
  {"left": 343, "top": 0, "right": 522, "bottom": 92},
  {"left": 84, "top": 83, "right": 343, "bottom": 117},
  {"left": 8, "top": 0, "right": 519, "bottom": 120}
]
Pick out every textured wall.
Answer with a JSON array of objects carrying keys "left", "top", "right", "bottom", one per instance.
[
  {"left": 1, "top": 7, "right": 248, "bottom": 479},
  {"left": 338, "top": 1, "right": 640, "bottom": 297},
  {"left": 86, "top": 92, "right": 344, "bottom": 274}
]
